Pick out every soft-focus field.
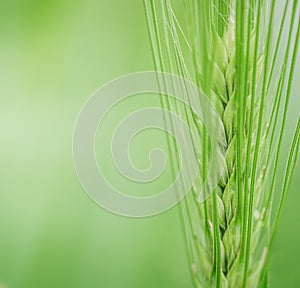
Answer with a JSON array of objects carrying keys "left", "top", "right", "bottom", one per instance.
[{"left": 0, "top": 1, "right": 299, "bottom": 287}]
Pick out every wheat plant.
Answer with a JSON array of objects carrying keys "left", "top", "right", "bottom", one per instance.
[{"left": 144, "top": 0, "right": 300, "bottom": 287}]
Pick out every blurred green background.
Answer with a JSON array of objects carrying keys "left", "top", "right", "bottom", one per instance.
[{"left": 0, "top": 1, "right": 299, "bottom": 287}]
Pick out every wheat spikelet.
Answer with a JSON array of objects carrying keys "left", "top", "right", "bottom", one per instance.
[{"left": 192, "top": 21, "right": 267, "bottom": 287}]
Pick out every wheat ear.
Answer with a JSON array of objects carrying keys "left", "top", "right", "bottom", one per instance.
[{"left": 144, "top": 0, "right": 300, "bottom": 287}]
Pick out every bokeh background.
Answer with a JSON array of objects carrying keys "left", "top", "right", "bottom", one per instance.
[{"left": 0, "top": 1, "right": 299, "bottom": 287}]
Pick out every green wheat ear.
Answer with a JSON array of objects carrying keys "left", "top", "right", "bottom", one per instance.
[{"left": 144, "top": 0, "right": 300, "bottom": 287}]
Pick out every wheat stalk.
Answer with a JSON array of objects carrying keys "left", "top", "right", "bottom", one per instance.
[{"left": 144, "top": 0, "right": 300, "bottom": 287}]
